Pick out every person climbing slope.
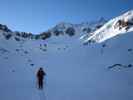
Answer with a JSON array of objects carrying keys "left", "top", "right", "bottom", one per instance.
[{"left": 36, "top": 67, "right": 46, "bottom": 89}]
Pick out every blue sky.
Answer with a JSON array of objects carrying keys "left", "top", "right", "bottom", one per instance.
[{"left": 0, "top": 0, "right": 132, "bottom": 34}]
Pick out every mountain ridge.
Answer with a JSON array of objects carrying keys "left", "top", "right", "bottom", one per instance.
[{"left": 0, "top": 17, "right": 107, "bottom": 42}]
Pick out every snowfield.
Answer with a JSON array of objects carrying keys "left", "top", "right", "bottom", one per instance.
[{"left": 0, "top": 10, "right": 133, "bottom": 100}]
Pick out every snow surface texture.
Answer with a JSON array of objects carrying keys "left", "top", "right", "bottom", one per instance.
[
  {"left": 81, "top": 10, "right": 133, "bottom": 43},
  {"left": 0, "top": 10, "right": 133, "bottom": 100}
]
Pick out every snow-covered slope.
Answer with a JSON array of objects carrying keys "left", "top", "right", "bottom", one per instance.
[
  {"left": 0, "top": 11, "right": 133, "bottom": 100},
  {"left": 81, "top": 10, "right": 133, "bottom": 43}
]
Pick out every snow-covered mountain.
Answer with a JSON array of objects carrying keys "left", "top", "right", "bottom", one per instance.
[
  {"left": 81, "top": 10, "right": 133, "bottom": 43},
  {"left": 0, "top": 10, "right": 133, "bottom": 100}
]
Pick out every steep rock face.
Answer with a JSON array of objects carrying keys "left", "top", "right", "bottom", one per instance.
[{"left": 81, "top": 10, "right": 133, "bottom": 43}]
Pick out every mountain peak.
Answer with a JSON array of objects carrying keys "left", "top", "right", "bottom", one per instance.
[{"left": 0, "top": 24, "right": 12, "bottom": 32}]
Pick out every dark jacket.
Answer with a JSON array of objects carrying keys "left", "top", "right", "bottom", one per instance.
[{"left": 37, "top": 69, "right": 46, "bottom": 80}]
